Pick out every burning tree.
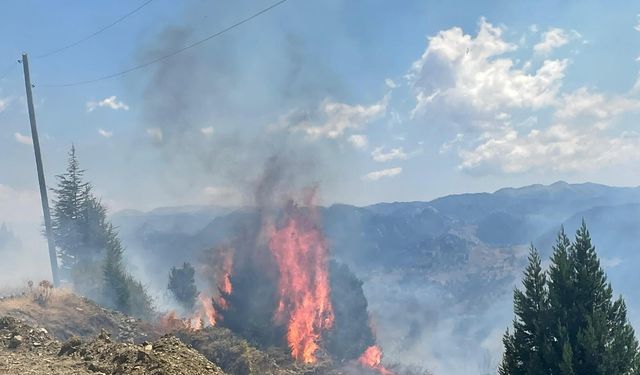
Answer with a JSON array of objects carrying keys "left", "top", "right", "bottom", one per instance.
[{"left": 204, "top": 202, "right": 380, "bottom": 366}]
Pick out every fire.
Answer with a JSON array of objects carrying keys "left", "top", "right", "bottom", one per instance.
[
  {"left": 159, "top": 310, "right": 203, "bottom": 332},
  {"left": 220, "top": 252, "right": 233, "bottom": 295},
  {"left": 198, "top": 294, "right": 217, "bottom": 326},
  {"left": 159, "top": 292, "right": 221, "bottom": 333},
  {"left": 358, "top": 345, "right": 393, "bottom": 375},
  {"left": 268, "top": 210, "right": 334, "bottom": 364}
]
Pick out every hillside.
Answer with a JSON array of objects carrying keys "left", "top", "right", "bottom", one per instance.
[{"left": 110, "top": 181, "right": 640, "bottom": 373}]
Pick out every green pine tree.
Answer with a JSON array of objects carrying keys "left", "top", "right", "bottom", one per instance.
[
  {"left": 501, "top": 222, "right": 640, "bottom": 375},
  {"left": 51, "top": 145, "right": 89, "bottom": 273},
  {"left": 168, "top": 262, "right": 199, "bottom": 311},
  {"left": 51, "top": 146, "right": 154, "bottom": 319},
  {"left": 499, "top": 246, "right": 551, "bottom": 374}
]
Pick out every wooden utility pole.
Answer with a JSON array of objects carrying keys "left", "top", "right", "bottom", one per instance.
[{"left": 21, "top": 53, "right": 60, "bottom": 287}]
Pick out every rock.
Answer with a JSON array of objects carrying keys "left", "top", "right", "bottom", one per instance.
[
  {"left": 8, "top": 335, "right": 22, "bottom": 349},
  {"left": 58, "top": 336, "right": 82, "bottom": 356}
]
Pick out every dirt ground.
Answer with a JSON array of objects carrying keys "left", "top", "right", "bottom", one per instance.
[{"left": 0, "top": 315, "right": 227, "bottom": 375}]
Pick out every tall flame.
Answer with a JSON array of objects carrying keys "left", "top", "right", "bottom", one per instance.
[{"left": 268, "top": 211, "right": 334, "bottom": 363}]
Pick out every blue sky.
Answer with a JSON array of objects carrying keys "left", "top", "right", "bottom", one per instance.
[{"left": 1, "top": 0, "right": 640, "bottom": 217}]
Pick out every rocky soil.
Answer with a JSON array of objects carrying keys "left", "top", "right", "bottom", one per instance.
[{"left": 0, "top": 315, "right": 227, "bottom": 375}]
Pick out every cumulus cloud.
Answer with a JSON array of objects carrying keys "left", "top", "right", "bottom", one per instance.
[
  {"left": 276, "top": 96, "right": 388, "bottom": 140},
  {"left": 362, "top": 167, "right": 403, "bottom": 181},
  {"left": 371, "top": 147, "right": 408, "bottom": 162},
  {"left": 555, "top": 88, "right": 640, "bottom": 121},
  {"left": 98, "top": 129, "right": 113, "bottom": 138},
  {"left": 146, "top": 127, "right": 163, "bottom": 142},
  {"left": 533, "top": 28, "right": 574, "bottom": 55},
  {"left": 407, "top": 18, "right": 568, "bottom": 116},
  {"left": 348, "top": 134, "right": 368, "bottom": 149},
  {"left": 86, "top": 96, "right": 129, "bottom": 112},
  {"left": 200, "top": 126, "right": 214, "bottom": 136},
  {"left": 14, "top": 132, "right": 32, "bottom": 145},
  {"left": 458, "top": 125, "right": 640, "bottom": 174}
]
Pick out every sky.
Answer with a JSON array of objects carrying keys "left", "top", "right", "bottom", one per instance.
[{"left": 1, "top": 0, "right": 640, "bottom": 220}]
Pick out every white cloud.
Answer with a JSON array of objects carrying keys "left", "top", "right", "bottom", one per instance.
[
  {"left": 86, "top": 96, "right": 129, "bottom": 112},
  {"left": 601, "top": 257, "right": 622, "bottom": 268},
  {"left": 200, "top": 126, "right": 214, "bottom": 136},
  {"left": 146, "top": 127, "right": 163, "bottom": 142},
  {"left": 533, "top": 28, "right": 571, "bottom": 55},
  {"left": 458, "top": 125, "right": 640, "bottom": 174},
  {"left": 440, "top": 133, "right": 464, "bottom": 154},
  {"left": 362, "top": 167, "right": 402, "bottom": 181},
  {"left": 635, "top": 15, "right": 640, "bottom": 32},
  {"left": 385, "top": 78, "right": 398, "bottom": 88},
  {"left": 14, "top": 132, "right": 32, "bottom": 145},
  {"left": 407, "top": 18, "right": 568, "bottom": 116},
  {"left": 456, "top": 85, "right": 640, "bottom": 174},
  {"left": 277, "top": 95, "right": 388, "bottom": 140},
  {"left": 98, "top": 129, "right": 113, "bottom": 138},
  {"left": 0, "top": 97, "right": 8, "bottom": 113},
  {"left": 556, "top": 87, "right": 640, "bottom": 121},
  {"left": 348, "top": 134, "right": 368, "bottom": 149},
  {"left": 410, "top": 89, "right": 440, "bottom": 118},
  {"left": 371, "top": 147, "right": 408, "bottom": 162}
]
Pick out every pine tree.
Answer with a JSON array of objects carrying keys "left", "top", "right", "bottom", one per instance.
[
  {"left": 168, "top": 262, "right": 198, "bottom": 311},
  {"left": 103, "top": 223, "right": 130, "bottom": 314},
  {"left": 547, "top": 227, "right": 574, "bottom": 374},
  {"left": 51, "top": 145, "right": 89, "bottom": 273},
  {"left": 501, "top": 222, "right": 640, "bottom": 375},
  {"left": 324, "top": 261, "right": 376, "bottom": 361},
  {"left": 50, "top": 146, "right": 154, "bottom": 319},
  {"left": 499, "top": 246, "right": 550, "bottom": 374}
]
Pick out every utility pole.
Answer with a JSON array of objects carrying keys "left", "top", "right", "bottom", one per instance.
[{"left": 21, "top": 53, "right": 60, "bottom": 287}]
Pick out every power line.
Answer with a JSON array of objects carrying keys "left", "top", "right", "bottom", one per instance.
[
  {"left": 38, "top": 0, "right": 289, "bottom": 88},
  {"left": 34, "top": 0, "right": 156, "bottom": 59}
]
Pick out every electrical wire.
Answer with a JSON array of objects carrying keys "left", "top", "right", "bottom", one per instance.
[
  {"left": 34, "top": 0, "right": 156, "bottom": 59},
  {"left": 38, "top": 0, "right": 289, "bottom": 88}
]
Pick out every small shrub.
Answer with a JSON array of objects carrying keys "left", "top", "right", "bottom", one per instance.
[{"left": 32, "top": 280, "right": 54, "bottom": 306}]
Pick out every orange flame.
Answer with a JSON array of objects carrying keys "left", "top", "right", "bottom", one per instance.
[
  {"left": 358, "top": 346, "right": 393, "bottom": 375},
  {"left": 268, "top": 211, "right": 334, "bottom": 364},
  {"left": 220, "top": 252, "right": 233, "bottom": 295},
  {"left": 159, "top": 310, "right": 203, "bottom": 332},
  {"left": 198, "top": 294, "right": 217, "bottom": 326}
]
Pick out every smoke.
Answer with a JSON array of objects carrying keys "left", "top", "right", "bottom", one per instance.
[
  {"left": 0, "top": 184, "right": 51, "bottom": 292},
  {"left": 126, "top": 0, "right": 351, "bottom": 208}
]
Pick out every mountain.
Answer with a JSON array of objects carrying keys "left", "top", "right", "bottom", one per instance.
[{"left": 113, "top": 181, "right": 640, "bottom": 374}]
